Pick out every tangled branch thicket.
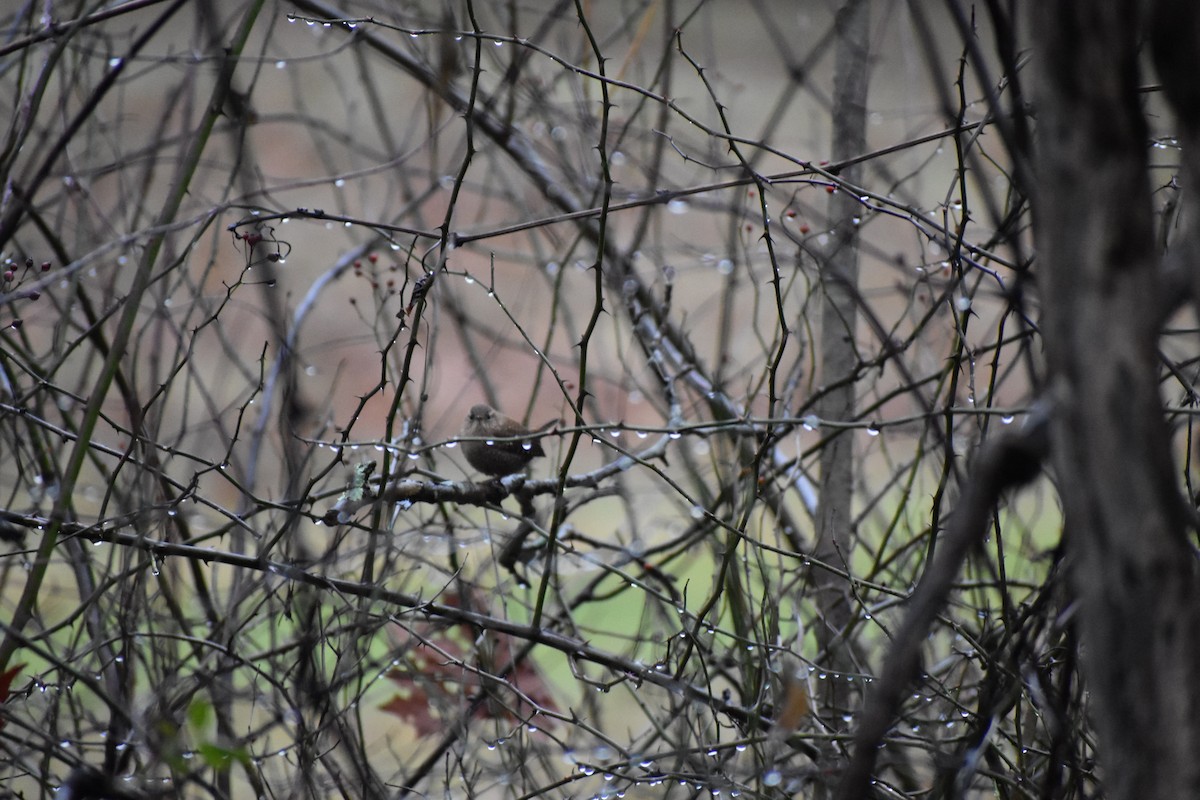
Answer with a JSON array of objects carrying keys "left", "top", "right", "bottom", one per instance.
[{"left": 0, "top": 2, "right": 1191, "bottom": 798}]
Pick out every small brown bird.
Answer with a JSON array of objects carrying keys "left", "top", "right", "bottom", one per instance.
[{"left": 460, "top": 404, "right": 555, "bottom": 477}]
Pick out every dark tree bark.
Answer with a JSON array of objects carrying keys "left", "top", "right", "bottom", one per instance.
[
  {"left": 838, "top": 4, "right": 1200, "bottom": 798},
  {"left": 1035, "top": 3, "right": 1200, "bottom": 798},
  {"left": 814, "top": 0, "right": 870, "bottom": 695}
]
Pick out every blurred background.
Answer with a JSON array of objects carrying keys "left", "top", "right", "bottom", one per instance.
[{"left": 1, "top": 1, "right": 1162, "bottom": 797}]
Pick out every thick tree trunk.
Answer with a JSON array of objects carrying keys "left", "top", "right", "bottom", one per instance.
[
  {"left": 1034, "top": 3, "right": 1200, "bottom": 798},
  {"left": 814, "top": 0, "right": 870, "bottom": 685}
]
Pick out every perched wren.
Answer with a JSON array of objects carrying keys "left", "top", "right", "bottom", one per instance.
[{"left": 460, "top": 404, "right": 555, "bottom": 477}]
